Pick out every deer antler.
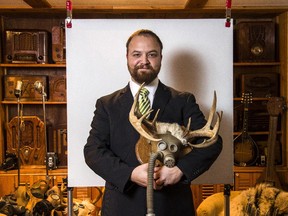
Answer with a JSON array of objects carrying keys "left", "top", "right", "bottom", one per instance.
[
  {"left": 129, "top": 83, "right": 162, "bottom": 142},
  {"left": 184, "top": 91, "right": 223, "bottom": 148}
]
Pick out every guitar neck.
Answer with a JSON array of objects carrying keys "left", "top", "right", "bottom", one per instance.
[
  {"left": 242, "top": 107, "right": 249, "bottom": 136},
  {"left": 241, "top": 93, "right": 252, "bottom": 134},
  {"left": 257, "top": 97, "right": 284, "bottom": 188}
]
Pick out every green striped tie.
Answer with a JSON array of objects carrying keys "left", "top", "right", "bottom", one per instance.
[{"left": 139, "top": 87, "right": 151, "bottom": 116}]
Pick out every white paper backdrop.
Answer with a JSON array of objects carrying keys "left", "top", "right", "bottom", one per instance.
[{"left": 66, "top": 19, "right": 234, "bottom": 187}]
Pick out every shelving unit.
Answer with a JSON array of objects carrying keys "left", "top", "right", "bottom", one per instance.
[
  {"left": 233, "top": 19, "right": 280, "bottom": 165},
  {"left": 231, "top": 18, "right": 288, "bottom": 192},
  {"left": 0, "top": 4, "right": 287, "bottom": 210},
  {"left": 194, "top": 16, "right": 288, "bottom": 206},
  {"left": 0, "top": 62, "right": 67, "bottom": 164}
]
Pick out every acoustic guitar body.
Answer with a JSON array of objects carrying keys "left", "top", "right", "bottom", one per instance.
[{"left": 234, "top": 133, "right": 259, "bottom": 166}]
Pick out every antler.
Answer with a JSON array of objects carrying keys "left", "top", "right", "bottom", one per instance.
[
  {"left": 129, "top": 83, "right": 161, "bottom": 142},
  {"left": 184, "top": 91, "right": 223, "bottom": 148}
]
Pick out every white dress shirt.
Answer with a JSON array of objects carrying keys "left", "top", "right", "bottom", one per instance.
[{"left": 129, "top": 77, "right": 159, "bottom": 107}]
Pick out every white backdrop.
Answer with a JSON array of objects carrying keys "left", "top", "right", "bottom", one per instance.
[{"left": 66, "top": 19, "right": 234, "bottom": 187}]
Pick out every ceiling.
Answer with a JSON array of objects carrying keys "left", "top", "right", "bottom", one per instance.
[
  {"left": 0, "top": 0, "right": 287, "bottom": 18},
  {"left": 0, "top": 0, "right": 213, "bottom": 9}
]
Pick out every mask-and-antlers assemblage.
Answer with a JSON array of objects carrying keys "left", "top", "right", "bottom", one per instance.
[{"left": 129, "top": 83, "right": 223, "bottom": 216}]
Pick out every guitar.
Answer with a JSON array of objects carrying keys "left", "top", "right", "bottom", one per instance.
[
  {"left": 257, "top": 97, "right": 285, "bottom": 188},
  {"left": 234, "top": 92, "right": 259, "bottom": 166}
]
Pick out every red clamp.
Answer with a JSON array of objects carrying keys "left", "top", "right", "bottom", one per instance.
[
  {"left": 66, "top": 0, "right": 72, "bottom": 28},
  {"left": 225, "top": 0, "right": 232, "bottom": 27}
]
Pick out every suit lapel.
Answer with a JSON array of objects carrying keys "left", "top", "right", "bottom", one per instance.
[
  {"left": 150, "top": 82, "right": 171, "bottom": 120},
  {"left": 118, "top": 84, "right": 133, "bottom": 108}
]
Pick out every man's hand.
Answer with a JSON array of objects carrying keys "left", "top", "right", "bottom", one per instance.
[
  {"left": 131, "top": 163, "right": 149, "bottom": 187},
  {"left": 131, "top": 163, "right": 183, "bottom": 190},
  {"left": 130, "top": 163, "right": 160, "bottom": 187},
  {"left": 154, "top": 166, "right": 183, "bottom": 187}
]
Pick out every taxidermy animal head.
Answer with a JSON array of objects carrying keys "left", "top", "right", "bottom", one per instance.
[{"left": 129, "top": 83, "right": 223, "bottom": 167}]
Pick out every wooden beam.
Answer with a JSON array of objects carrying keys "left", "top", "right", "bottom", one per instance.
[
  {"left": 23, "top": 0, "right": 51, "bottom": 8},
  {"left": 0, "top": 6, "right": 287, "bottom": 19},
  {"left": 0, "top": 8, "right": 221, "bottom": 19},
  {"left": 185, "top": 0, "right": 208, "bottom": 8}
]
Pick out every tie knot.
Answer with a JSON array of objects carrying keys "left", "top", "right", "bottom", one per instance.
[
  {"left": 140, "top": 87, "right": 149, "bottom": 96},
  {"left": 138, "top": 87, "right": 151, "bottom": 116}
]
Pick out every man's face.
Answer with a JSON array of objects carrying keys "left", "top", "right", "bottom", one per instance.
[{"left": 127, "top": 35, "right": 162, "bottom": 84}]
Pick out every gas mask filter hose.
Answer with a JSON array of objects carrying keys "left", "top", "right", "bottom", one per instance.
[{"left": 146, "top": 151, "right": 163, "bottom": 216}]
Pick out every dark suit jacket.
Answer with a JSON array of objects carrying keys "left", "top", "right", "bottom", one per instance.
[{"left": 84, "top": 81, "right": 222, "bottom": 216}]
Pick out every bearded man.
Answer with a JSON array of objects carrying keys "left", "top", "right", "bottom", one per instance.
[{"left": 84, "top": 29, "right": 222, "bottom": 216}]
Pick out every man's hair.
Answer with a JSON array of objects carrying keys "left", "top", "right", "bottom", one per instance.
[{"left": 126, "top": 29, "right": 163, "bottom": 52}]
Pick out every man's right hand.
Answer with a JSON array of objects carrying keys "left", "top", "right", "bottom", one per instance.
[
  {"left": 131, "top": 163, "right": 163, "bottom": 190},
  {"left": 131, "top": 163, "right": 149, "bottom": 187}
]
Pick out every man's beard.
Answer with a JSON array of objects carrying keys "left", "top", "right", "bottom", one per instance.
[{"left": 128, "top": 64, "right": 160, "bottom": 84}]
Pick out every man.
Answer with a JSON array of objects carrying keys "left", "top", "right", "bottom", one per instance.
[{"left": 84, "top": 29, "right": 222, "bottom": 216}]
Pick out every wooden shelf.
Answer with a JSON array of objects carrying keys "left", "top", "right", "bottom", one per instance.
[
  {"left": 233, "top": 131, "right": 282, "bottom": 136},
  {"left": 233, "top": 97, "right": 272, "bottom": 101},
  {"left": 0, "top": 63, "right": 66, "bottom": 68},
  {"left": 1, "top": 101, "right": 66, "bottom": 105},
  {"left": 234, "top": 165, "right": 288, "bottom": 172},
  {"left": 234, "top": 166, "right": 265, "bottom": 172},
  {"left": 233, "top": 62, "right": 281, "bottom": 66},
  {"left": 0, "top": 167, "right": 67, "bottom": 175}
]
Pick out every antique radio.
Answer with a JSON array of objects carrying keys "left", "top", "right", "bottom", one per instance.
[
  {"left": 46, "top": 152, "right": 59, "bottom": 170},
  {"left": 49, "top": 75, "right": 66, "bottom": 101},
  {"left": 241, "top": 73, "right": 279, "bottom": 98},
  {"left": 48, "top": 124, "right": 67, "bottom": 167},
  {"left": 52, "top": 26, "right": 66, "bottom": 63},
  {"left": 7, "top": 116, "right": 46, "bottom": 166},
  {"left": 5, "top": 30, "right": 49, "bottom": 64},
  {"left": 235, "top": 100, "right": 281, "bottom": 132},
  {"left": 248, "top": 109, "right": 270, "bottom": 132},
  {"left": 235, "top": 21, "right": 275, "bottom": 62},
  {"left": 257, "top": 140, "right": 282, "bottom": 165},
  {"left": 234, "top": 98, "right": 275, "bottom": 132},
  {"left": 4, "top": 75, "right": 47, "bottom": 101}
]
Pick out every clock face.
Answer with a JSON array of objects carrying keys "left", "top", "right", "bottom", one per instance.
[{"left": 250, "top": 43, "right": 264, "bottom": 56}]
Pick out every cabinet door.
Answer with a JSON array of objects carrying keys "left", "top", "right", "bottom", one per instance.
[
  {"left": 0, "top": 175, "right": 16, "bottom": 196},
  {"left": 234, "top": 172, "right": 262, "bottom": 191},
  {"left": 191, "top": 184, "right": 224, "bottom": 209}
]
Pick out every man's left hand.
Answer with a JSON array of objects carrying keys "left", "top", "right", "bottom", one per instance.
[{"left": 154, "top": 166, "right": 183, "bottom": 187}]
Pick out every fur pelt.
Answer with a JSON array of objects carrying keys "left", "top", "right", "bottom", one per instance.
[
  {"left": 220, "top": 183, "right": 288, "bottom": 216},
  {"left": 156, "top": 122, "right": 186, "bottom": 143}
]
